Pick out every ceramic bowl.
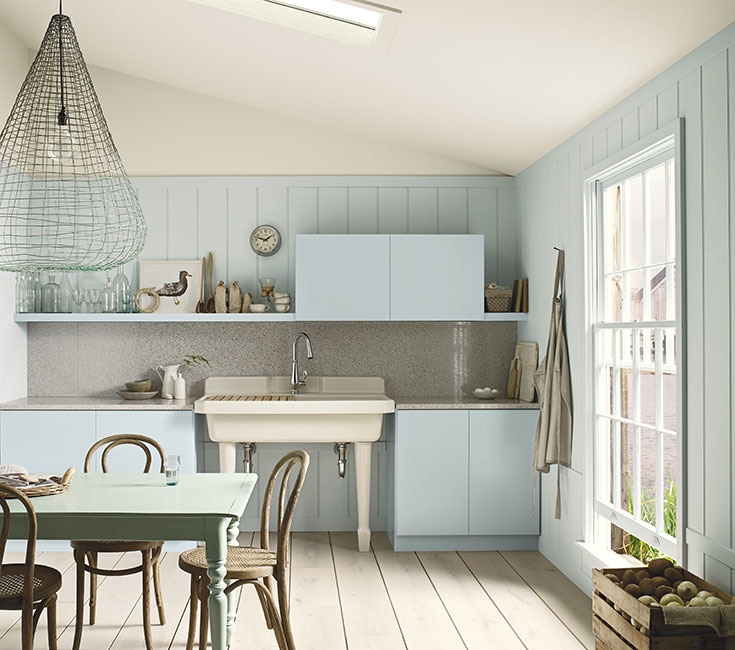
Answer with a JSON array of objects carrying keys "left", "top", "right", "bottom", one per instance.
[
  {"left": 125, "top": 379, "right": 152, "bottom": 392},
  {"left": 249, "top": 304, "right": 269, "bottom": 313},
  {"left": 117, "top": 390, "right": 158, "bottom": 400},
  {"left": 472, "top": 387, "right": 501, "bottom": 400},
  {"left": 274, "top": 304, "right": 291, "bottom": 313}
]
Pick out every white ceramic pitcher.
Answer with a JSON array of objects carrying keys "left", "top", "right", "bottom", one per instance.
[{"left": 156, "top": 364, "right": 181, "bottom": 399}]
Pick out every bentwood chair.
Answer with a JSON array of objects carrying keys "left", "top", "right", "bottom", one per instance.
[
  {"left": 70, "top": 434, "right": 167, "bottom": 650},
  {"left": 0, "top": 483, "right": 63, "bottom": 650},
  {"left": 178, "top": 450, "right": 310, "bottom": 650}
]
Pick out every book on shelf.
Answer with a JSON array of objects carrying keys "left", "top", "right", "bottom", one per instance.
[{"left": 510, "top": 277, "right": 529, "bottom": 312}]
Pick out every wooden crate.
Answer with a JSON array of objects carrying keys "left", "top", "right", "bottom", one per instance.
[{"left": 593, "top": 567, "right": 735, "bottom": 649}]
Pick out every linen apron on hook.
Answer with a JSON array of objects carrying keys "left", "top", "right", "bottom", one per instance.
[{"left": 533, "top": 248, "right": 573, "bottom": 519}]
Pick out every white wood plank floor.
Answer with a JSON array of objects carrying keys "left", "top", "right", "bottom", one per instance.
[{"left": 0, "top": 532, "right": 594, "bottom": 649}]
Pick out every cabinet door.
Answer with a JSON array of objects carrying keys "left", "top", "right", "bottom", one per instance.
[
  {"left": 390, "top": 234, "right": 484, "bottom": 321},
  {"left": 469, "top": 410, "right": 539, "bottom": 535},
  {"left": 0, "top": 411, "right": 96, "bottom": 473},
  {"left": 394, "top": 410, "right": 468, "bottom": 535},
  {"left": 295, "top": 234, "right": 390, "bottom": 320},
  {"left": 95, "top": 411, "right": 196, "bottom": 473}
]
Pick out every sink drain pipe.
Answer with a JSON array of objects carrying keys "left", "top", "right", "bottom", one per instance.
[
  {"left": 334, "top": 443, "right": 347, "bottom": 478},
  {"left": 241, "top": 442, "right": 257, "bottom": 473}
]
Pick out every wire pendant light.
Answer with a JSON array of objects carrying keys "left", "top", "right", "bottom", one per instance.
[{"left": 0, "top": 4, "right": 146, "bottom": 272}]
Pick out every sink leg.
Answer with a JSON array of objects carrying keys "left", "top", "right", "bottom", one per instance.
[
  {"left": 354, "top": 442, "right": 372, "bottom": 552},
  {"left": 218, "top": 442, "right": 237, "bottom": 473}
]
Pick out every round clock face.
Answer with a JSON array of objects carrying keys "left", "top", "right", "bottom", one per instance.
[{"left": 249, "top": 225, "right": 281, "bottom": 256}]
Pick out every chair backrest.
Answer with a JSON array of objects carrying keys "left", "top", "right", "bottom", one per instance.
[
  {"left": 0, "top": 484, "right": 39, "bottom": 605},
  {"left": 84, "top": 434, "right": 165, "bottom": 474},
  {"left": 259, "top": 450, "right": 310, "bottom": 569}
]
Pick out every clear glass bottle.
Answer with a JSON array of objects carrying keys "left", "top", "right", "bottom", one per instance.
[
  {"left": 102, "top": 277, "right": 117, "bottom": 313},
  {"left": 42, "top": 274, "right": 61, "bottom": 313},
  {"left": 59, "top": 272, "right": 73, "bottom": 313},
  {"left": 16, "top": 273, "right": 28, "bottom": 313},
  {"left": 113, "top": 266, "right": 131, "bottom": 313},
  {"left": 32, "top": 272, "right": 42, "bottom": 313}
]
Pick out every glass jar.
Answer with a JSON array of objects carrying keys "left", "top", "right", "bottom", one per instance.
[
  {"left": 102, "top": 277, "right": 117, "bottom": 313},
  {"left": 59, "top": 272, "right": 73, "bottom": 313},
  {"left": 42, "top": 275, "right": 61, "bottom": 313},
  {"left": 113, "top": 266, "right": 131, "bottom": 313},
  {"left": 32, "top": 272, "right": 42, "bottom": 312}
]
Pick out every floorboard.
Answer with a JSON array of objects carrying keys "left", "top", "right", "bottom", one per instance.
[{"left": 0, "top": 533, "right": 593, "bottom": 649}]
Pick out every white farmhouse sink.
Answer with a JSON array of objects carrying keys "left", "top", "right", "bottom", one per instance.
[{"left": 194, "top": 376, "right": 395, "bottom": 551}]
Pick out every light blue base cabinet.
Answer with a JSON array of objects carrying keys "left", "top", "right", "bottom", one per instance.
[
  {"left": 0, "top": 409, "right": 196, "bottom": 550},
  {"left": 386, "top": 408, "right": 540, "bottom": 551}
]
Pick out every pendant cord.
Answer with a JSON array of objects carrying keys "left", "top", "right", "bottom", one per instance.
[{"left": 57, "top": 0, "right": 67, "bottom": 126}]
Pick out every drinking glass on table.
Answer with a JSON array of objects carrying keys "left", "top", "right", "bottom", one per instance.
[{"left": 165, "top": 455, "right": 181, "bottom": 486}]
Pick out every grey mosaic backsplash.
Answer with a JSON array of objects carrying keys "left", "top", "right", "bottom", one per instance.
[{"left": 26, "top": 321, "right": 518, "bottom": 399}]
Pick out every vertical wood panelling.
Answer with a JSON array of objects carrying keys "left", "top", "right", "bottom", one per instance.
[
  {"left": 167, "top": 183, "right": 198, "bottom": 259},
  {"left": 318, "top": 187, "right": 349, "bottom": 233},
  {"left": 679, "top": 67, "right": 706, "bottom": 569},
  {"left": 378, "top": 187, "right": 408, "bottom": 233},
  {"left": 658, "top": 84, "right": 679, "bottom": 126},
  {"left": 701, "top": 52, "right": 731, "bottom": 551},
  {"left": 437, "top": 187, "right": 468, "bottom": 233},
  {"left": 227, "top": 183, "right": 258, "bottom": 290},
  {"left": 407, "top": 187, "right": 438, "bottom": 233},
  {"left": 468, "top": 187, "right": 497, "bottom": 282},
  {"left": 606, "top": 120, "right": 623, "bottom": 157},
  {"left": 497, "top": 186, "right": 518, "bottom": 285},
  {"left": 347, "top": 187, "right": 378, "bottom": 234},
  {"left": 639, "top": 96, "right": 659, "bottom": 136},
  {"left": 592, "top": 129, "right": 607, "bottom": 165},
  {"left": 134, "top": 180, "right": 168, "bottom": 262},
  {"left": 131, "top": 176, "right": 516, "bottom": 301},
  {"left": 621, "top": 108, "right": 640, "bottom": 148},
  {"left": 196, "top": 181, "right": 227, "bottom": 269}
]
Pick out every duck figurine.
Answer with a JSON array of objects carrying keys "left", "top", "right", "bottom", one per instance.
[{"left": 156, "top": 270, "right": 192, "bottom": 305}]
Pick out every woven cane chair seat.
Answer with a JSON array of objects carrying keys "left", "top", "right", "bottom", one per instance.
[
  {"left": 0, "top": 564, "right": 62, "bottom": 609},
  {"left": 71, "top": 539, "right": 162, "bottom": 553},
  {"left": 179, "top": 545, "right": 277, "bottom": 580}
]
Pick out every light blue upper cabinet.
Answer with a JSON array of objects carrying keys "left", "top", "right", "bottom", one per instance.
[
  {"left": 390, "top": 234, "right": 484, "bottom": 321},
  {"left": 295, "top": 234, "right": 391, "bottom": 320},
  {"left": 295, "top": 234, "right": 484, "bottom": 321}
]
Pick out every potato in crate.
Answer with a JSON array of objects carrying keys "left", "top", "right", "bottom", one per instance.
[{"left": 593, "top": 560, "right": 735, "bottom": 649}]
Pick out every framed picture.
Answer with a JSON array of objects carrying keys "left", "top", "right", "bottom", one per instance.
[{"left": 138, "top": 260, "right": 202, "bottom": 313}]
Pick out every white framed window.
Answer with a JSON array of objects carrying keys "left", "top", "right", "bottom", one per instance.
[{"left": 585, "top": 121, "right": 683, "bottom": 562}]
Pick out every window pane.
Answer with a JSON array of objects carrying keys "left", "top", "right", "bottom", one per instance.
[
  {"left": 623, "top": 175, "right": 644, "bottom": 270},
  {"left": 646, "top": 163, "right": 668, "bottom": 266},
  {"left": 603, "top": 185, "right": 622, "bottom": 273}
]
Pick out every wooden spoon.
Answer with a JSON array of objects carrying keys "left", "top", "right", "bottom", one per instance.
[
  {"left": 195, "top": 256, "right": 206, "bottom": 313},
  {"left": 206, "top": 252, "right": 215, "bottom": 313}
]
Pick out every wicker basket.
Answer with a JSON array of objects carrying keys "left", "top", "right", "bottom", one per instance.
[
  {"left": 485, "top": 284, "right": 512, "bottom": 312},
  {"left": 0, "top": 467, "right": 75, "bottom": 497}
]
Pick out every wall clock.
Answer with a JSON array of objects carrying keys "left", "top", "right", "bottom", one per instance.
[{"left": 249, "top": 224, "right": 282, "bottom": 257}]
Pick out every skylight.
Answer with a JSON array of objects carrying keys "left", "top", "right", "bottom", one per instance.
[{"left": 189, "top": 0, "right": 400, "bottom": 48}]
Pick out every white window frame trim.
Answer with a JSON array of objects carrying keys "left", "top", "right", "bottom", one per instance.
[{"left": 581, "top": 118, "right": 686, "bottom": 565}]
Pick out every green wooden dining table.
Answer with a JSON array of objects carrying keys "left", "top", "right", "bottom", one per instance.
[{"left": 7, "top": 471, "right": 257, "bottom": 650}]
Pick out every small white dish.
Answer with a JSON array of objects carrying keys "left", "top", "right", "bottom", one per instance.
[
  {"left": 472, "top": 387, "right": 501, "bottom": 400},
  {"left": 249, "top": 304, "right": 269, "bottom": 313},
  {"left": 274, "top": 304, "right": 290, "bottom": 312}
]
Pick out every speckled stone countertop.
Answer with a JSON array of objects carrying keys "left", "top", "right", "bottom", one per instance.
[
  {"left": 0, "top": 397, "right": 196, "bottom": 410},
  {"left": 394, "top": 397, "right": 539, "bottom": 410},
  {"left": 0, "top": 396, "right": 539, "bottom": 411}
]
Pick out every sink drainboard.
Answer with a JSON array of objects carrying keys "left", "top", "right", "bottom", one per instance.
[{"left": 204, "top": 394, "right": 295, "bottom": 402}]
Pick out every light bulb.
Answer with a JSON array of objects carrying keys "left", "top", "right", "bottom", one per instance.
[{"left": 47, "top": 123, "right": 75, "bottom": 164}]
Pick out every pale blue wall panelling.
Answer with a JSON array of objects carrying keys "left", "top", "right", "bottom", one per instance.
[{"left": 516, "top": 25, "right": 735, "bottom": 595}]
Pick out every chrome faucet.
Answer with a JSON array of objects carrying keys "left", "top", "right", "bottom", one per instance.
[{"left": 290, "top": 331, "right": 314, "bottom": 394}]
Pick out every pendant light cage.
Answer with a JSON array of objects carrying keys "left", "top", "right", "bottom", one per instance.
[{"left": 0, "top": 13, "right": 146, "bottom": 273}]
